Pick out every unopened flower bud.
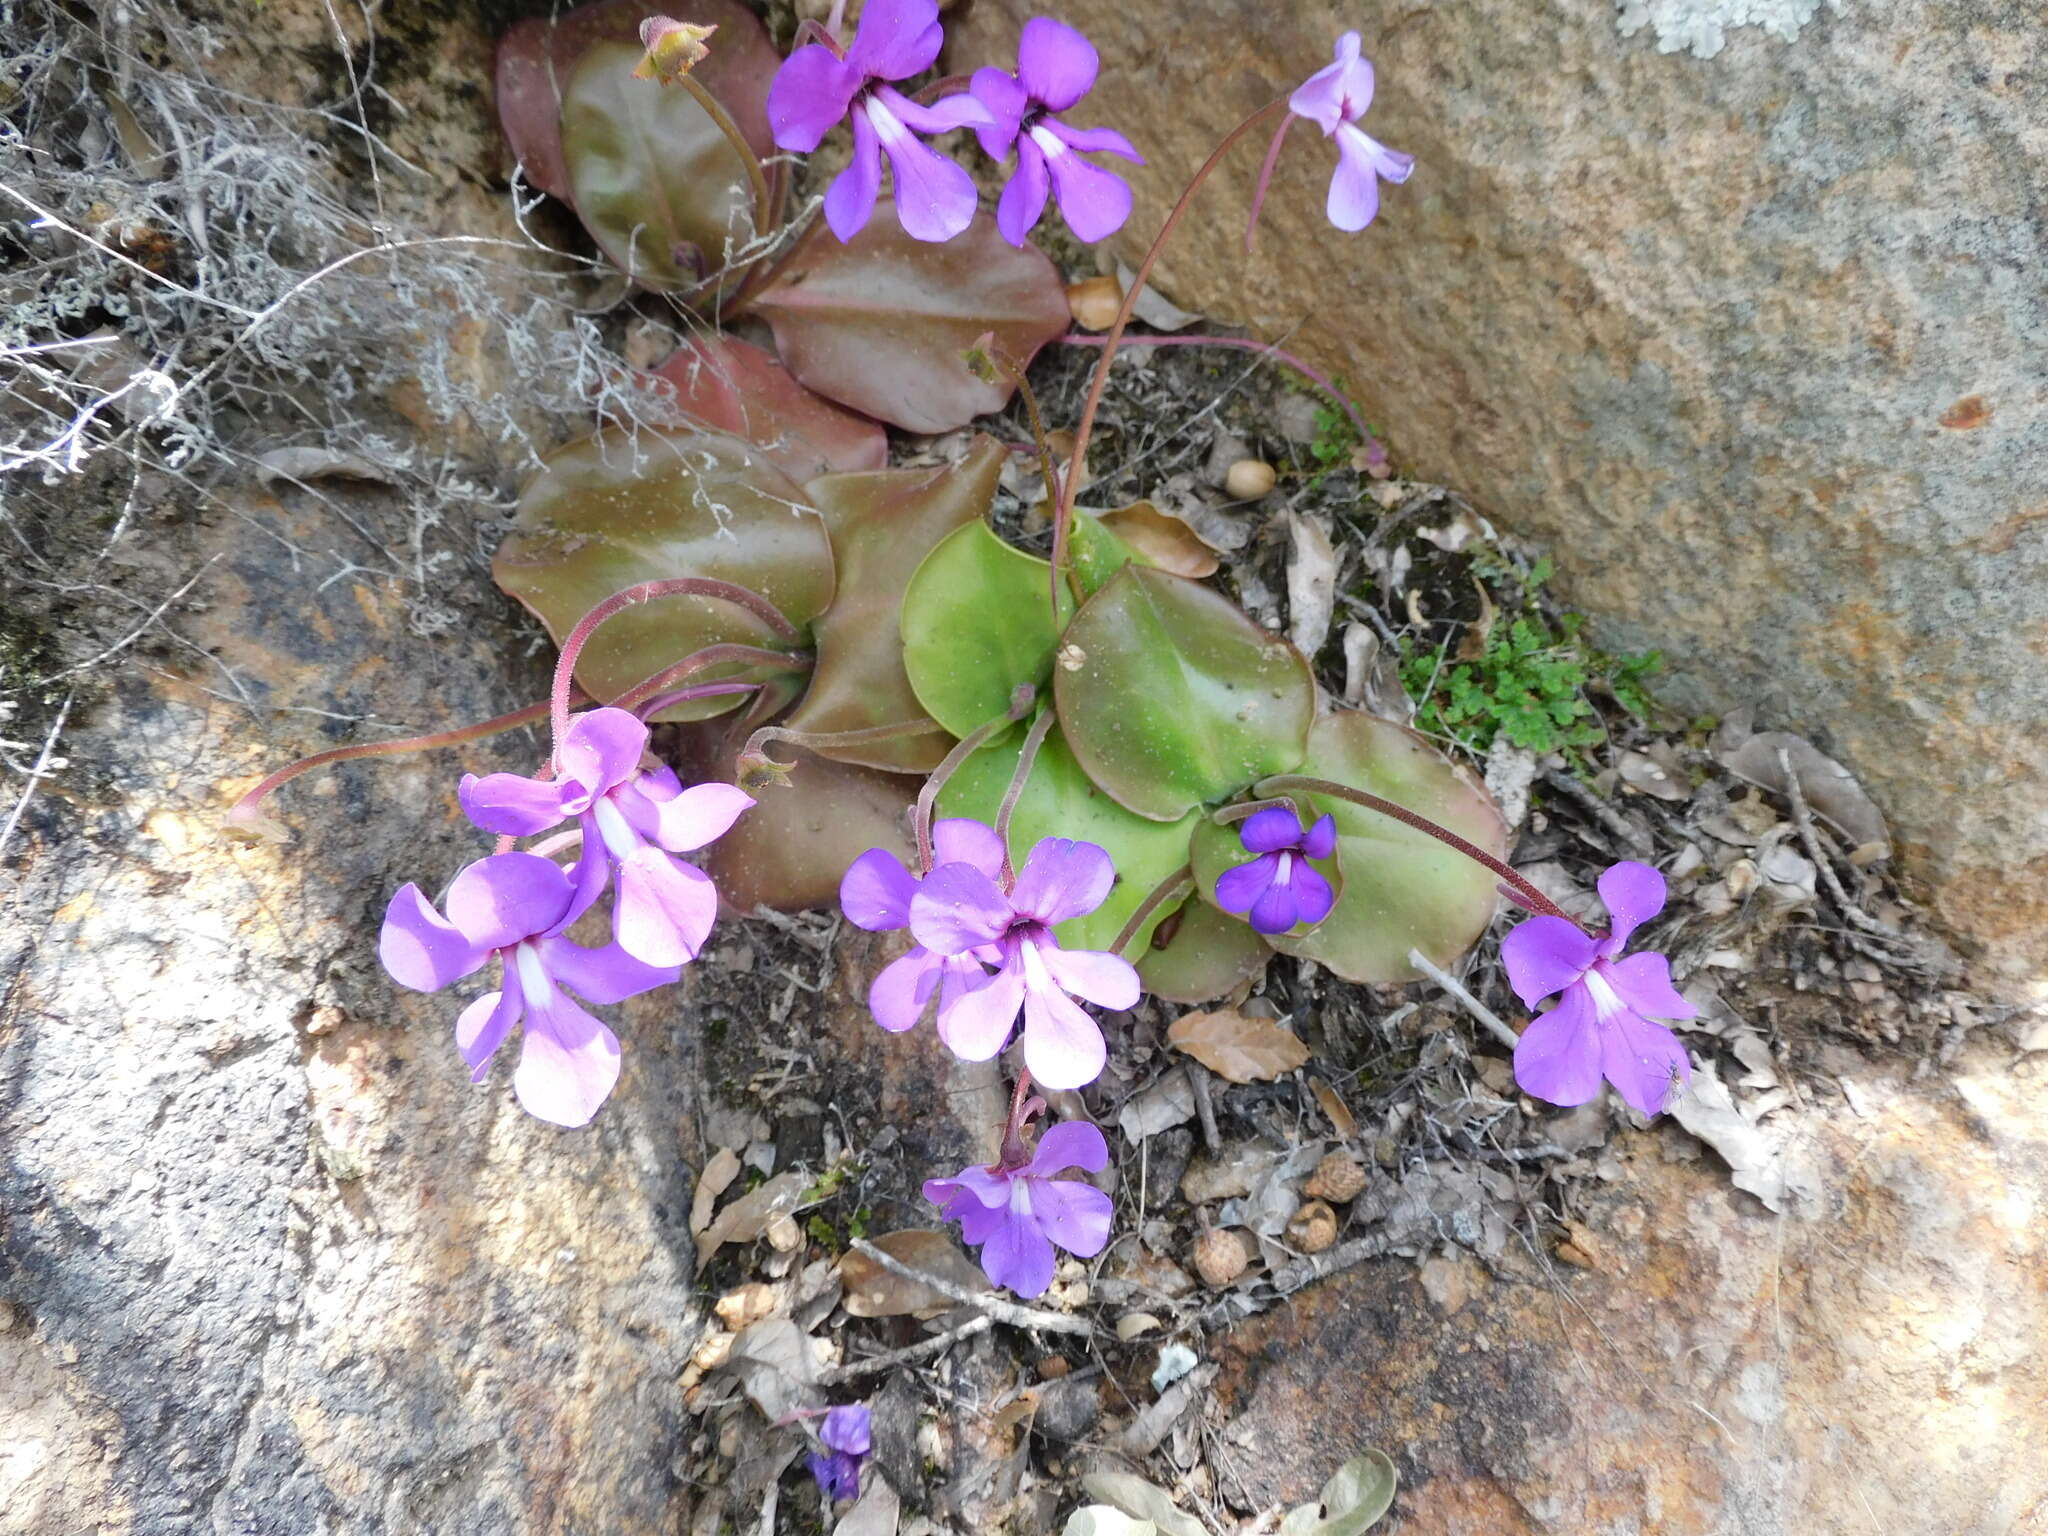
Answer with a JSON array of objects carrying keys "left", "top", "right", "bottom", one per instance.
[{"left": 633, "top": 18, "right": 717, "bottom": 85}]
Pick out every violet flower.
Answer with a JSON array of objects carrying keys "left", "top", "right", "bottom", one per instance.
[
  {"left": 766, "top": 0, "right": 996, "bottom": 243},
  {"left": 1503, "top": 861, "right": 1698, "bottom": 1118},
  {"left": 924, "top": 1120, "right": 1113, "bottom": 1297},
  {"left": 1287, "top": 32, "right": 1413, "bottom": 232},
  {"left": 1214, "top": 804, "right": 1338, "bottom": 934},
  {"left": 908, "top": 837, "right": 1140, "bottom": 1091},
  {"left": 808, "top": 1402, "right": 871, "bottom": 1502},
  {"left": 459, "top": 707, "right": 752, "bottom": 969},
  {"left": 379, "top": 852, "right": 678, "bottom": 1126},
  {"left": 839, "top": 818, "right": 1006, "bottom": 1038},
  {"left": 969, "top": 17, "right": 1143, "bottom": 246}
]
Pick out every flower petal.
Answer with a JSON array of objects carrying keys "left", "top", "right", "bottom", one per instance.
[
  {"left": 444, "top": 852, "right": 572, "bottom": 950},
  {"left": 1042, "top": 122, "right": 1143, "bottom": 163},
  {"left": 1213, "top": 852, "right": 1279, "bottom": 919},
  {"left": 1009, "top": 837, "right": 1115, "bottom": 926},
  {"left": 871, "top": 103, "right": 981, "bottom": 243},
  {"left": 1020, "top": 976, "right": 1107, "bottom": 1090},
  {"left": 1249, "top": 872, "right": 1301, "bottom": 935},
  {"left": 868, "top": 945, "right": 942, "bottom": 1031},
  {"left": 820, "top": 1404, "right": 871, "bottom": 1457},
  {"left": 767, "top": 44, "right": 864, "bottom": 152},
  {"left": 1596, "top": 861, "right": 1668, "bottom": 951},
  {"left": 844, "top": 0, "right": 943, "bottom": 81},
  {"left": 996, "top": 135, "right": 1051, "bottom": 246},
  {"left": 910, "top": 862, "right": 1015, "bottom": 953},
  {"left": 969, "top": 65, "right": 1027, "bottom": 157},
  {"left": 1240, "top": 805, "right": 1307, "bottom": 854},
  {"left": 1602, "top": 951, "right": 1697, "bottom": 1022},
  {"left": 512, "top": 990, "right": 622, "bottom": 1128},
  {"left": 977, "top": 1202, "right": 1057, "bottom": 1296},
  {"left": 933, "top": 817, "right": 1007, "bottom": 878},
  {"left": 1032, "top": 128, "right": 1132, "bottom": 243},
  {"left": 558, "top": 707, "right": 648, "bottom": 798},
  {"left": 1016, "top": 16, "right": 1098, "bottom": 112},
  {"left": 931, "top": 1161, "right": 1012, "bottom": 1211},
  {"left": 1500, "top": 914, "right": 1601, "bottom": 1009},
  {"left": 1288, "top": 861, "right": 1336, "bottom": 927},
  {"left": 825, "top": 103, "right": 885, "bottom": 243},
  {"left": 1029, "top": 1119, "right": 1109, "bottom": 1176},
  {"left": 454, "top": 982, "right": 522, "bottom": 1080},
  {"left": 643, "top": 780, "right": 753, "bottom": 853},
  {"left": 1289, "top": 31, "right": 1370, "bottom": 133},
  {"left": 1511, "top": 983, "right": 1605, "bottom": 1108},
  {"left": 875, "top": 84, "right": 995, "bottom": 135},
  {"left": 1028, "top": 1175, "right": 1113, "bottom": 1258},
  {"left": 379, "top": 883, "right": 488, "bottom": 991},
  {"left": 458, "top": 771, "right": 576, "bottom": 837},
  {"left": 1326, "top": 126, "right": 1384, "bottom": 232},
  {"left": 934, "top": 961, "right": 1025, "bottom": 1060},
  {"left": 1599, "top": 1010, "right": 1691, "bottom": 1119},
  {"left": 535, "top": 934, "right": 680, "bottom": 1004},
  {"left": 614, "top": 847, "right": 719, "bottom": 966},
  {"left": 559, "top": 818, "right": 611, "bottom": 934},
  {"left": 841, "top": 847, "right": 918, "bottom": 931},
  {"left": 1302, "top": 813, "right": 1338, "bottom": 861},
  {"left": 1035, "top": 942, "right": 1140, "bottom": 1010}
]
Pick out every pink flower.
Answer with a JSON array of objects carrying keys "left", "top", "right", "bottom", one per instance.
[
  {"left": 907, "top": 836, "right": 1139, "bottom": 1090},
  {"left": 765, "top": 0, "right": 995, "bottom": 243},
  {"left": 924, "top": 1120, "right": 1113, "bottom": 1296},
  {"left": 1503, "top": 862, "right": 1697, "bottom": 1118},
  {"left": 1288, "top": 33, "right": 1413, "bottom": 232},
  {"left": 839, "top": 818, "right": 1008, "bottom": 1038}
]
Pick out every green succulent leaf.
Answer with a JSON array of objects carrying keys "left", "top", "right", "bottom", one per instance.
[
  {"left": 936, "top": 721, "right": 1198, "bottom": 953},
  {"left": 1136, "top": 894, "right": 1272, "bottom": 1004},
  {"left": 560, "top": 40, "right": 764, "bottom": 298},
  {"left": 781, "top": 439, "right": 1006, "bottom": 772},
  {"left": 1196, "top": 712, "right": 1506, "bottom": 985},
  {"left": 1275, "top": 1450, "right": 1398, "bottom": 1536},
  {"left": 747, "top": 204, "right": 1070, "bottom": 433},
  {"left": 491, "top": 427, "right": 832, "bottom": 720},
  {"left": 902, "top": 522, "right": 1073, "bottom": 738},
  {"left": 1055, "top": 565, "right": 1315, "bottom": 821}
]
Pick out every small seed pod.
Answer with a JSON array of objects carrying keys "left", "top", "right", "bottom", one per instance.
[
  {"left": 1066, "top": 275, "right": 1123, "bottom": 332},
  {"left": 1193, "top": 1227, "right": 1251, "bottom": 1288},
  {"left": 1287, "top": 1199, "right": 1340, "bottom": 1254},
  {"left": 1224, "top": 458, "right": 1278, "bottom": 500},
  {"left": 1304, "top": 1151, "right": 1368, "bottom": 1204}
]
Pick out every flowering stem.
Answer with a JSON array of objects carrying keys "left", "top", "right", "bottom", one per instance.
[
  {"left": 1058, "top": 331, "right": 1385, "bottom": 473},
  {"left": 226, "top": 692, "right": 581, "bottom": 840},
  {"left": 1054, "top": 96, "right": 1292, "bottom": 595},
  {"left": 1109, "top": 866, "right": 1195, "bottom": 956},
  {"left": 993, "top": 706, "right": 1057, "bottom": 873},
  {"left": 967, "top": 341, "right": 1064, "bottom": 613},
  {"left": 613, "top": 642, "right": 814, "bottom": 718},
  {"left": 912, "top": 685, "right": 1037, "bottom": 871},
  {"left": 627, "top": 680, "right": 763, "bottom": 720},
  {"left": 1250, "top": 774, "right": 1574, "bottom": 922},
  {"left": 996, "top": 1069, "right": 1041, "bottom": 1171},
  {"left": 1244, "top": 112, "right": 1296, "bottom": 252},
  {"left": 675, "top": 74, "right": 772, "bottom": 259},
  {"left": 550, "top": 578, "right": 802, "bottom": 760},
  {"left": 740, "top": 715, "right": 949, "bottom": 771}
]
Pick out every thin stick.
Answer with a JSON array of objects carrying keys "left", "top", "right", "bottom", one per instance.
[
  {"left": 847, "top": 1239, "right": 1091, "bottom": 1336},
  {"left": 1405, "top": 947, "right": 1520, "bottom": 1051},
  {"left": 1188, "top": 1065, "right": 1221, "bottom": 1153},
  {"left": 818, "top": 1314, "right": 993, "bottom": 1383},
  {"left": 0, "top": 690, "right": 74, "bottom": 865},
  {"left": 1775, "top": 746, "right": 1907, "bottom": 945}
]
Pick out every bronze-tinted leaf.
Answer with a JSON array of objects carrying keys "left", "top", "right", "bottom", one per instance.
[
  {"left": 494, "top": 0, "right": 777, "bottom": 203},
  {"left": 1056, "top": 565, "right": 1315, "bottom": 821},
  {"left": 839, "top": 1230, "right": 988, "bottom": 1318},
  {"left": 1091, "top": 501, "right": 1220, "bottom": 579},
  {"left": 746, "top": 204, "right": 1070, "bottom": 433},
  {"left": 780, "top": 439, "right": 1006, "bottom": 772},
  {"left": 1166, "top": 1009, "right": 1310, "bottom": 1083},
  {"left": 1137, "top": 897, "right": 1271, "bottom": 1005},
  {"left": 560, "top": 42, "right": 763, "bottom": 297},
  {"left": 646, "top": 334, "right": 886, "bottom": 485},
  {"left": 491, "top": 427, "right": 832, "bottom": 720}
]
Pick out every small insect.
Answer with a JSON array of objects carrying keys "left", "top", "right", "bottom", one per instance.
[{"left": 1657, "top": 1057, "right": 1690, "bottom": 1114}]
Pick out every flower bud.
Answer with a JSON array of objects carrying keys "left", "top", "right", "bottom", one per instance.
[{"left": 633, "top": 18, "right": 717, "bottom": 85}]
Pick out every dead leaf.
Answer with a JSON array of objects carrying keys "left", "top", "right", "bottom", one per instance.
[
  {"left": 1112, "top": 259, "right": 1204, "bottom": 331},
  {"left": 1668, "top": 1061, "right": 1814, "bottom": 1213},
  {"left": 718, "top": 1315, "right": 818, "bottom": 1423},
  {"left": 1151, "top": 471, "right": 1251, "bottom": 552},
  {"left": 254, "top": 446, "right": 395, "bottom": 488},
  {"left": 1116, "top": 1068, "right": 1197, "bottom": 1141},
  {"left": 1616, "top": 748, "right": 1688, "bottom": 802},
  {"left": 1453, "top": 576, "right": 1496, "bottom": 662},
  {"left": 1090, "top": 501, "right": 1219, "bottom": 578},
  {"left": 1083, "top": 1469, "right": 1208, "bottom": 1536},
  {"left": 836, "top": 1474, "right": 902, "bottom": 1536},
  {"left": 1285, "top": 512, "right": 1338, "bottom": 660},
  {"left": 1720, "top": 731, "right": 1890, "bottom": 858},
  {"left": 690, "top": 1146, "right": 742, "bottom": 1237},
  {"left": 1168, "top": 1010, "right": 1312, "bottom": 1084},
  {"left": 1340, "top": 623, "right": 1413, "bottom": 723},
  {"left": 1309, "top": 1078, "right": 1359, "bottom": 1139},
  {"left": 838, "top": 1229, "right": 989, "bottom": 1317},
  {"left": 695, "top": 1168, "right": 805, "bottom": 1265}
]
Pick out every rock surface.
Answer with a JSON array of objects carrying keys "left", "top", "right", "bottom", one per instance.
[
  {"left": 1211, "top": 1042, "right": 2048, "bottom": 1534},
  {"left": 949, "top": 0, "right": 2048, "bottom": 995}
]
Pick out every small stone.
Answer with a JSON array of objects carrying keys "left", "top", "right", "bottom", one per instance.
[
  {"left": 1224, "top": 458, "right": 1278, "bottom": 500},
  {"left": 1116, "top": 1312, "right": 1163, "bottom": 1342},
  {"left": 1066, "top": 275, "right": 1123, "bottom": 331},
  {"left": 1037, "top": 1354, "right": 1072, "bottom": 1379},
  {"left": 1303, "top": 1151, "right": 1368, "bottom": 1204},
  {"left": 765, "top": 1213, "right": 803, "bottom": 1252},
  {"left": 692, "top": 1330, "right": 735, "bottom": 1370},
  {"left": 713, "top": 1283, "right": 776, "bottom": 1329},
  {"left": 1193, "top": 1227, "right": 1251, "bottom": 1288},
  {"left": 1286, "top": 1199, "right": 1339, "bottom": 1254}
]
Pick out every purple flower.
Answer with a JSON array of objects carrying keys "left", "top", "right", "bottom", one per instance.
[
  {"left": 1287, "top": 32, "right": 1413, "bottom": 232},
  {"left": 839, "top": 818, "right": 1006, "bottom": 1038},
  {"left": 459, "top": 707, "right": 752, "bottom": 969},
  {"left": 908, "top": 837, "right": 1141, "bottom": 1091},
  {"left": 969, "top": 18, "right": 1143, "bottom": 247},
  {"left": 1213, "top": 804, "right": 1338, "bottom": 935},
  {"left": 808, "top": 1402, "right": 871, "bottom": 1502},
  {"left": 924, "top": 1120, "right": 1114, "bottom": 1296},
  {"left": 379, "top": 852, "right": 679, "bottom": 1126},
  {"left": 1503, "top": 862, "right": 1698, "bottom": 1119},
  {"left": 766, "top": 0, "right": 996, "bottom": 243}
]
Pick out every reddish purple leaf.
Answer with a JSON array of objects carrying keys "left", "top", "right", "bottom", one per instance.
[{"left": 644, "top": 334, "right": 886, "bottom": 485}]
